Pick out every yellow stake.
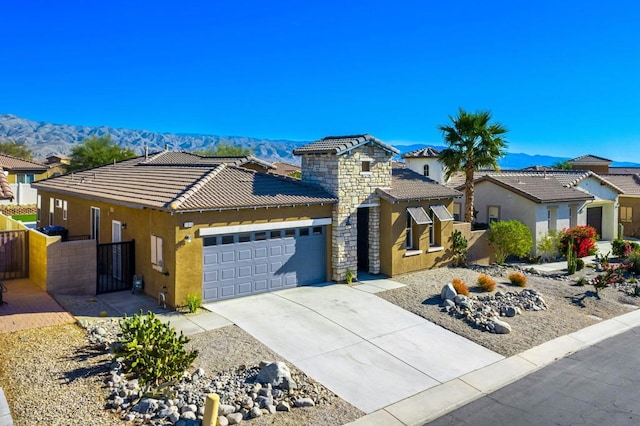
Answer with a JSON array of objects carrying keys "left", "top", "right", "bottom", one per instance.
[{"left": 202, "top": 393, "right": 220, "bottom": 426}]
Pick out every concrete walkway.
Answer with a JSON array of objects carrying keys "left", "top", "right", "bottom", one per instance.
[
  {"left": 203, "top": 281, "right": 504, "bottom": 414},
  {"left": 526, "top": 240, "right": 612, "bottom": 274}
]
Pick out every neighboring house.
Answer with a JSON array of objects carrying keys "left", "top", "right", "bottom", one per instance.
[
  {"left": 0, "top": 154, "right": 49, "bottom": 205},
  {"left": 471, "top": 174, "right": 594, "bottom": 255},
  {"left": 601, "top": 174, "right": 640, "bottom": 238},
  {"left": 457, "top": 170, "right": 621, "bottom": 242},
  {"left": 567, "top": 154, "right": 612, "bottom": 174},
  {"left": 33, "top": 136, "right": 462, "bottom": 306},
  {"left": 270, "top": 162, "right": 301, "bottom": 178},
  {"left": 45, "top": 154, "right": 71, "bottom": 177},
  {"left": 402, "top": 147, "right": 448, "bottom": 184}
]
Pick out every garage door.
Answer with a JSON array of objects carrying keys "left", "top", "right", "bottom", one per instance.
[{"left": 202, "top": 226, "right": 327, "bottom": 302}]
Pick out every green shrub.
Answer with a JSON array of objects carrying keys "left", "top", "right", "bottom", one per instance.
[
  {"left": 452, "top": 278, "right": 469, "bottom": 296},
  {"left": 575, "top": 276, "right": 587, "bottom": 286},
  {"left": 451, "top": 230, "right": 468, "bottom": 267},
  {"left": 185, "top": 293, "right": 202, "bottom": 314},
  {"left": 576, "top": 258, "right": 585, "bottom": 271},
  {"left": 477, "top": 274, "right": 496, "bottom": 292},
  {"left": 536, "top": 230, "right": 561, "bottom": 261},
  {"left": 114, "top": 311, "right": 198, "bottom": 389},
  {"left": 625, "top": 252, "right": 640, "bottom": 275},
  {"left": 508, "top": 272, "right": 527, "bottom": 287},
  {"left": 612, "top": 238, "right": 640, "bottom": 257},
  {"left": 488, "top": 220, "right": 533, "bottom": 265}
]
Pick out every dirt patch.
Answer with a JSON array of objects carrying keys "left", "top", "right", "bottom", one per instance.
[{"left": 378, "top": 265, "right": 640, "bottom": 357}]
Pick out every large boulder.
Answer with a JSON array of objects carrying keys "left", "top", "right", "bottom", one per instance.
[
  {"left": 256, "top": 361, "right": 297, "bottom": 390},
  {"left": 491, "top": 318, "right": 512, "bottom": 334},
  {"left": 440, "top": 283, "right": 457, "bottom": 301}
]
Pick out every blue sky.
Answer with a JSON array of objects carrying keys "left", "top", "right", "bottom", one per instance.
[{"left": 2, "top": 1, "right": 640, "bottom": 162}]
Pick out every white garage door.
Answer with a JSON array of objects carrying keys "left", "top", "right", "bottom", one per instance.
[{"left": 202, "top": 225, "right": 327, "bottom": 302}]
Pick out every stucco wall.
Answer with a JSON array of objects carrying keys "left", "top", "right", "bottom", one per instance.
[
  {"left": 36, "top": 189, "right": 334, "bottom": 308},
  {"left": 619, "top": 196, "right": 640, "bottom": 238},
  {"left": 404, "top": 158, "right": 447, "bottom": 185},
  {"left": 28, "top": 229, "right": 58, "bottom": 291},
  {"left": 380, "top": 199, "right": 456, "bottom": 276},
  {"left": 47, "top": 239, "right": 96, "bottom": 295}
]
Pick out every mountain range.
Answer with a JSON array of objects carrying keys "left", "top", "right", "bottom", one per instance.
[{"left": 0, "top": 114, "right": 637, "bottom": 169}]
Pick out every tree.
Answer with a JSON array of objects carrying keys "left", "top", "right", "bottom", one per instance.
[
  {"left": 438, "top": 108, "right": 508, "bottom": 223},
  {"left": 0, "top": 140, "right": 33, "bottom": 161},
  {"left": 68, "top": 135, "right": 136, "bottom": 171},
  {"left": 488, "top": 220, "right": 533, "bottom": 264},
  {"left": 550, "top": 160, "right": 572, "bottom": 170},
  {"left": 194, "top": 142, "right": 252, "bottom": 157}
]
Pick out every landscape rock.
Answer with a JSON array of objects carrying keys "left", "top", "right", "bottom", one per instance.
[
  {"left": 226, "top": 412, "right": 243, "bottom": 425},
  {"left": 441, "top": 283, "right": 457, "bottom": 301},
  {"left": 256, "top": 361, "right": 297, "bottom": 390},
  {"left": 294, "top": 397, "right": 315, "bottom": 408},
  {"left": 217, "top": 416, "right": 229, "bottom": 426},
  {"left": 250, "top": 406, "right": 263, "bottom": 418},
  {"left": 276, "top": 401, "right": 291, "bottom": 412},
  {"left": 491, "top": 318, "right": 512, "bottom": 334}
]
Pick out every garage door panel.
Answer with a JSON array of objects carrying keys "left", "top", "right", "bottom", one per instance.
[
  {"left": 203, "top": 226, "right": 327, "bottom": 302},
  {"left": 238, "top": 265, "right": 252, "bottom": 278}
]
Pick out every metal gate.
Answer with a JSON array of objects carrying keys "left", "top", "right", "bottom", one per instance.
[
  {"left": 0, "top": 230, "right": 28, "bottom": 279},
  {"left": 97, "top": 240, "right": 135, "bottom": 294}
]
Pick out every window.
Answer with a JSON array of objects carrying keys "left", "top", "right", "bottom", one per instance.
[
  {"left": 488, "top": 206, "right": 500, "bottom": 223},
  {"left": 221, "top": 235, "right": 234, "bottom": 244},
  {"left": 548, "top": 207, "right": 558, "bottom": 231},
  {"left": 453, "top": 203, "right": 461, "bottom": 221},
  {"left": 55, "top": 199, "right": 63, "bottom": 208},
  {"left": 90, "top": 207, "right": 100, "bottom": 241},
  {"left": 62, "top": 200, "right": 67, "bottom": 221},
  {"left": 621, "top": 206, "right": 633, "bottom": 223},
  {"left": 312, "top": 227, "right": 323, "bottom": 235},
  {"left": 254, "top": 232, "right": 267, "bottom": 241},
  {"left": 361, "top": 161, "right": 371, "bottom": 173},
  {"left": 406, "top": 207, "right": 432, "bottom": 251},
  {"left": 150, "top": 235, "right": 164, "bottom": 270},
  {"left": 203, "top": 236, "right": 217, "bottom": 246},
  {"left": 270, "top": 230, "right": 282, "bottom": 239},
  {"left": 423, "top": 164, "right": 430, "bottom": 177},
  {"left": 238, "top": 233, "right": 251, "bottom": 243},
  {"left": 406, "top": 213, "right": 414, "bottom": 249},
  {"left": 16, "top": 174, "right": 35, "bottom": 184},
  {"left": 299, "top": 228, "right": 309, "bottom": 236},
  {"left": 49, "top": 197, "right": 54, "bottom": 225},
  {"left": 285, "top": 229, "right": 296, "bottom": 238},
  {"left": 36, "top": 195, "right": 41, "bottom": 222}
]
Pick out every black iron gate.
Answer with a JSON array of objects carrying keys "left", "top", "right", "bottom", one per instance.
[
  {"left": 0, "top": 229, "right": 28, "bottom": 280},
  {"left": 97, "top": 240, "right": 135, "bottom": 294}
]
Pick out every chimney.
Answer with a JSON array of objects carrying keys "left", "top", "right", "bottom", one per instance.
[
  {"left": 165, "top": 144, "right": 169, "bottom": 151},
  {"left": 144, "top": 146, "right": 149, "bottom": 160}
]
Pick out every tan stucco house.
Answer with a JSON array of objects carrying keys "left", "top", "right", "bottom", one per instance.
[{"left": 33, "top": 136, "right": 461, "bottom": 307}]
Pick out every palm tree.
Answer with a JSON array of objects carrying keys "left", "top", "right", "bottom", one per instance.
[{"left": 438, "top": 108, "right": 508, "bottom": 223}]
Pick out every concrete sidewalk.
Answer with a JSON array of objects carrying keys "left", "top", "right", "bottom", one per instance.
[
  {"left": 204, "top": 281, "right": 503, "bottom": 414},
  {"left": 344, "top": 308, "right": 640, "bottom": 426}
]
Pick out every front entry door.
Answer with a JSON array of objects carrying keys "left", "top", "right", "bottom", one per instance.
[
  {"left": 357, "top": 208, "right": 369, "bottom": 271},
  {"left": 587, "top": 207, "right": 603, "bottom": 239}
]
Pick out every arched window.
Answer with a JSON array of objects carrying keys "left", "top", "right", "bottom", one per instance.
[{"left": 423, "top": 164, "right": 429, "bottom": 177}]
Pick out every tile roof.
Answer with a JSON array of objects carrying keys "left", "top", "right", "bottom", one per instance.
[
  {"left": 32, "top": 155, "right": 336, "bottom": 212},
  {"left": 447, "top": 169, "right": 622, "bottom": 193},
  {"left": 376, "top": 167, "right": 462, "bottom": 202},
  {"left": 270, "top": 162, "right": 301, "bottom": 177},
  {"left": 0, "top": 167, "right": 13, "bottom": 200},
  {"left": 607, "top": 167, "right": 640, "bottom": 175},
  {"left": 142, "top": 151, "right": 275, "bottom": 169},
  {"left": 0, "top": 154, "right": 48, "bottom": 172},
  {"left": 568, "top": 154, "right": 612, "bottom": 164},
  {"left": 475, "top": 174, "right": 594, "bottom": 203},
  {"left": 601, "top": 174, "right": 640, "bottom": 196},
  {"left": 401, "top": 147, "right": 441, "bottom": 159},
  {"left": 293, "top": 134, "right": 400, "bottom": 156}
]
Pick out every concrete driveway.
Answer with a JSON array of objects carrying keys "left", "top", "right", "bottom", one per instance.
[{"left": 204, "top": 281, "right": 503, "bottom": 414}]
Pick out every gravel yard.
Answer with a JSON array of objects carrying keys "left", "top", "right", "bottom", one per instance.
[
  {"left": 379, "top": 264, "right": 640, "bottom": 357},
  {"left": 0, "top": 298, "right": 362, "bottom": 426}
]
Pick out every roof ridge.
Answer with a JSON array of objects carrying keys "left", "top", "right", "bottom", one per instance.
[
  {"left": 0, "top": 152, "right": 47, "bottom": 167},
  {"left": 169, "top": 164, "right": 226, "bottom": 210}
]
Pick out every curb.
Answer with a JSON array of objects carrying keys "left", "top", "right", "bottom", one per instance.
[{"left": 344, "top": 308, "right": 640, "bottom": 426}]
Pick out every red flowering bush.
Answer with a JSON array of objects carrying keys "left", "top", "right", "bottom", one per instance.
[{"left": 559, "top": 226, "right": 598, "bottom": 258}]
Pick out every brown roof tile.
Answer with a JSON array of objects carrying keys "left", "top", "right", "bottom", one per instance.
[
  {"left": 270, "top": 162, "right": 301, "bottom": 177},
  {"left": 376, "top": 167, "right": 462, "bottom": 202},
  {"left": 32, "top": 156, "right": 335, "bottom": 211},
  {"left": 568, "top": 154, "right": 612, "bottom": 164},
  {"left": 0, "top": 154, "right": 48, "bottom": 172},
  {"left": 475, "top": 174, "right": 594, "bottom": 203},
  {"left": 601, "top": 174, "right": 640, "bottom": 196},
  {"left": 142, "top": 151, "right": 275, "bottom": 169},
  {"left": 293, "top": 134, "right": 400, "bottom": 156},
  {"left": 401, "top": 147, "right": 441, "bottom": 159}
]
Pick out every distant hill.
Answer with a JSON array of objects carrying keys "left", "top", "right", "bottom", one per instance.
[
  {"left": 1, "top": 114, "right": 637, "bottom": 168},
  {"left": 0, "top": 114, "right": 306, "bottom": 164},
  {"left": 396, "top": 144, "right": 639, "bottom": 169}
]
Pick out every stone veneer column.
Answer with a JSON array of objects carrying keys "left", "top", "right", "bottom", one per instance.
[{"left": 368, "top": 205, "right": 380, "bottom": 274}]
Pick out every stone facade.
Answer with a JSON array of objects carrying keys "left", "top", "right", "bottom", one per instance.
[{"left": 300, "top": 144, "right": 393, "bottom": 281}]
